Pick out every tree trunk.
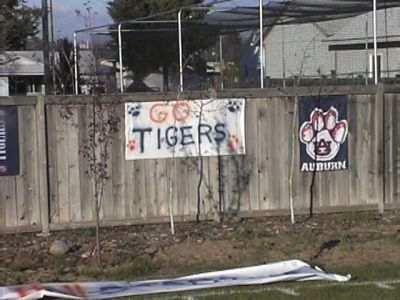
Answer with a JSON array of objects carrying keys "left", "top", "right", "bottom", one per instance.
[{"left": 95, "top": 181, "right": 103, "bottom": 267}]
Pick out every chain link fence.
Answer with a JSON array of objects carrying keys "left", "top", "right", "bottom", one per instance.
[{"left": 72, "top": 7, "right": 400, "bottom": 94}]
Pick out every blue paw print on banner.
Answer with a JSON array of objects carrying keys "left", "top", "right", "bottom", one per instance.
[
  {"left": 128, "top": 103, "right": 142, "bottom": 117},
  {"left": 226, "top": 100, "right": 242, "bottom": 113}
]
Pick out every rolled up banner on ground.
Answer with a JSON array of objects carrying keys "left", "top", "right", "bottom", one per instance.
[{"left": 0, "top": 260, "right": 350, "bottom": 300}]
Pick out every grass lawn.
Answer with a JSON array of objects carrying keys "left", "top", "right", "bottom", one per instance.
[
  {"left": 122, "top": 263, "right": 400, "bottom": 300},
  {"left": 2, "top": 211, "right": 400, "bottom": 300}
]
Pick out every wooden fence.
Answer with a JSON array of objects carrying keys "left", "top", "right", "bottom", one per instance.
[
  {"left": 384, "top": 92, "right": 400, "bottom": 208},
  {"left": 0, "top": 96, "right": 48, "bottom": 233},
  {"left": 1, "top": 85, "right": 400, "bottom": 233}
]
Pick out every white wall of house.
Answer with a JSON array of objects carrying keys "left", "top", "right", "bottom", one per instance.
[
  {"left": 0, "top": 51, "right": 44, "bottom": 95},
  {"left": 143, "top": 73, "right": 163, "bottom": 92},
  {"left": 263, "top": 7, "right": 400, "bottom": 80},
  {"left": 265, "top": 23, "right": 332, "bottom": 79}
]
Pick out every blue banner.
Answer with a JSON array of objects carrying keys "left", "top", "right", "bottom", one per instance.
[
  {"left": 0, "top": 106, "right": 19, "bottom": 176},
  {"left": 299, "top": 95, "right": 348, "bottom": 172}
]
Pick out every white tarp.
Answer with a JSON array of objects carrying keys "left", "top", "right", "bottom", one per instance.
[
  {"left": 125, "top": 99, "right": 246, "bottom": 160},
  {"left": 0, "top": 260, "right": 350, "bottom": 300}
]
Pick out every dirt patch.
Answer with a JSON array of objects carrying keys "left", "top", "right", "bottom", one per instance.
[
  {"left": 1, "top": 211, "right": 400, "bottom": 285},
  {"left": 321, "top": 239, "right": 400, "bottom": 267},
  {"left": 160, "top": 240, "right": 243, "bottom": 265}
]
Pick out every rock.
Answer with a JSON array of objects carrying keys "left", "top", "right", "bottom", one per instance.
[
  {"left": 30, "top": 244, "right": 41, "bottom": 253},
  {"left": 50, "top": 240, "right": 70, "bottom": 255},
  {"left": 81, "top": 251, "right": 91, "bottom": 258}
]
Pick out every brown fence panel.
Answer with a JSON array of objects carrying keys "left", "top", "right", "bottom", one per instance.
[
  {"left": 384, "top": 93, "right": 400, "bottom": 207},
  {"left": 0, "top": 97, "right": 47, "bottom": 233},
  {"left": 44, "top": 91, "right": 384, "bottom": 230},
  {"left": 0, "top": 88, "right": 393, "bottom": 234}
]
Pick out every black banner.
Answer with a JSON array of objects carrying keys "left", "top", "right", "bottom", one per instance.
[
  {"left": 0, "top": 106, "right": 19, "bottom": 176},
  {"left": 299, "top": 95, "right": 348, "bottom": 172}
]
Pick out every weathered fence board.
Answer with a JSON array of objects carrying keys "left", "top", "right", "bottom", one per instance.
[
  {"left": 3, "top": 177, "right": 16, "bottom": 227},
  {"left": 112, "top": 107, "right": 125, "bottom": 219},
  {"left": 77, "top": 106, "right": 94, "bottom": 222},
  {"left": 67, "top": 112, "right": 81, "bottom": 222},
  {"left": 55, "top": 110, "right": 70, "bottom": 223},
  {"left": 132, "top": 160, "right": 146, "bottom": 217},
  {"left": 177, "top": 158, "right": 190, "bottom": 217},
  {"left": 0, "top": 102, "right": 44, "bottom": 233},
  {"left": 384, "top": 93, "right": 400, "bottom": 206},
  {"left": 245, "top": 100, "right": 259, "bottom": 212},
  {"left": 47, "top": 106, "right": 59, "bottom": 223}
]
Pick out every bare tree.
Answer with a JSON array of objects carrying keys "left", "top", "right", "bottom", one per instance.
[
  {"left": 54, "top": 38, "right": 75, "bottom": 94},
  {"left": 82, "top": 92, "right": 122, "bottom": 266},
  {"left": 59, "top": 2, "right": 122, "bottom": 265}
]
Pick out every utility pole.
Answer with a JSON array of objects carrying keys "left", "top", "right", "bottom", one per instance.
[
  {"left": 259, "top": 0, "right": 264, "bottom": 89},
  {"left": 49, "top": 0, "right": 56, "bottom": 94},
  {"left": 373, "top": 0, "right": 378, "bottom": 84},
  {"left": 42, "top": 0, "right": 51, "bottom": 94},
  {"left": 178, "top": 10, "right": 183, "bottom": 92}
]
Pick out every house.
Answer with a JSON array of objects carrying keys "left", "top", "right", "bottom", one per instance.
[
  {"left": 0, "top": 51, "right": 44, "bottom": 96},
  {"left": 77, "top": 45, "right": 118, "bottom": 94},
  {"left": 240, "top": 7, "right": 400, "bottom": 86}
]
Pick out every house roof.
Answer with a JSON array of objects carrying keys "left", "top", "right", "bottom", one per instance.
[
  {"left": 78, "top": 49, "right": 117, "bottom": 75},
  {"left": 0, "top": 51, "right": 44, "bottom": 76}
]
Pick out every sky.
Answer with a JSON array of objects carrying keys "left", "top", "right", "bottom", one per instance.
[
  {"left": 27, "top": 0, "right": 261, "bottom": 39},
  {"left": 28, "top": 0, "right": 113, "bottom": 38}
]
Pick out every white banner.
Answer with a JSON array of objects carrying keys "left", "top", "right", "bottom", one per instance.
[
  {"left": 125, "top": 99, "right": 246, "bottom": 160},
  {"left": 0, "top": 260, "right": 350, "bottom": 300}
]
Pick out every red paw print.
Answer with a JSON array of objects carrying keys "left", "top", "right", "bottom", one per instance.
[
  {"left": 299, "top": 107, "right": 348, "bottom": 161},
  {"left": 127, "top": 139, "right": 136, "bottom": 151},
  {"left": 227, "top": 134, "right": 240, "bottom": 151}
]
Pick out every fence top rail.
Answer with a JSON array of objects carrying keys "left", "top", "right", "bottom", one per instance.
[
  {"left": 45, "top": 85, "right": 385, "bottom": 105},
  {"left": 3, "top": 84, "right": 400, "bottom": 106},
  {"left": 0, "top": 96, "right": 38, "bottom": 106}
]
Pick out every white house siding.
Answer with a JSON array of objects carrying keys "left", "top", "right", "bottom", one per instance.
[
  {"left": 265, "top": 23, "right": 332, "bottom": 79},
  {"left": 263, "top": 7, "right": 400, "bottom": 80},
  {"left": 335, "top": 50, "right": 366, "bottom": 78},
  {"left": 332, "top": 48, "right": 400, "bottom": 79},
  {"left": 326, "top": 7, "right": 400, "bottom": 78},
  {"left": 326, "top": 8, "right": 400, "bottom": 42}
]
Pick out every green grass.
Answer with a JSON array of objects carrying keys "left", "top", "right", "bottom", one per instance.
[
  {"left": 331, "top": 263, "right": 400, "bottom": 281},
  {"left": 79, "top": 255, "right": 159, "bottom": 281},
  {"left": 336, "top": 211, "right": 375, "bottom": 225},
  {"left": 111, "top": 256, "right": 158, "bottom": 280},
  {"left": 113, "top": 263, "right": 400, "bottom": 300},
  {"left": 118, "top": 280, "right": 400, "bottom": 300},
  {"left": 391, "top": 216, "right": 400, "bottom": 225},
  {"left": 192, "top": 284, "right": 400, "bottom": 300}
]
